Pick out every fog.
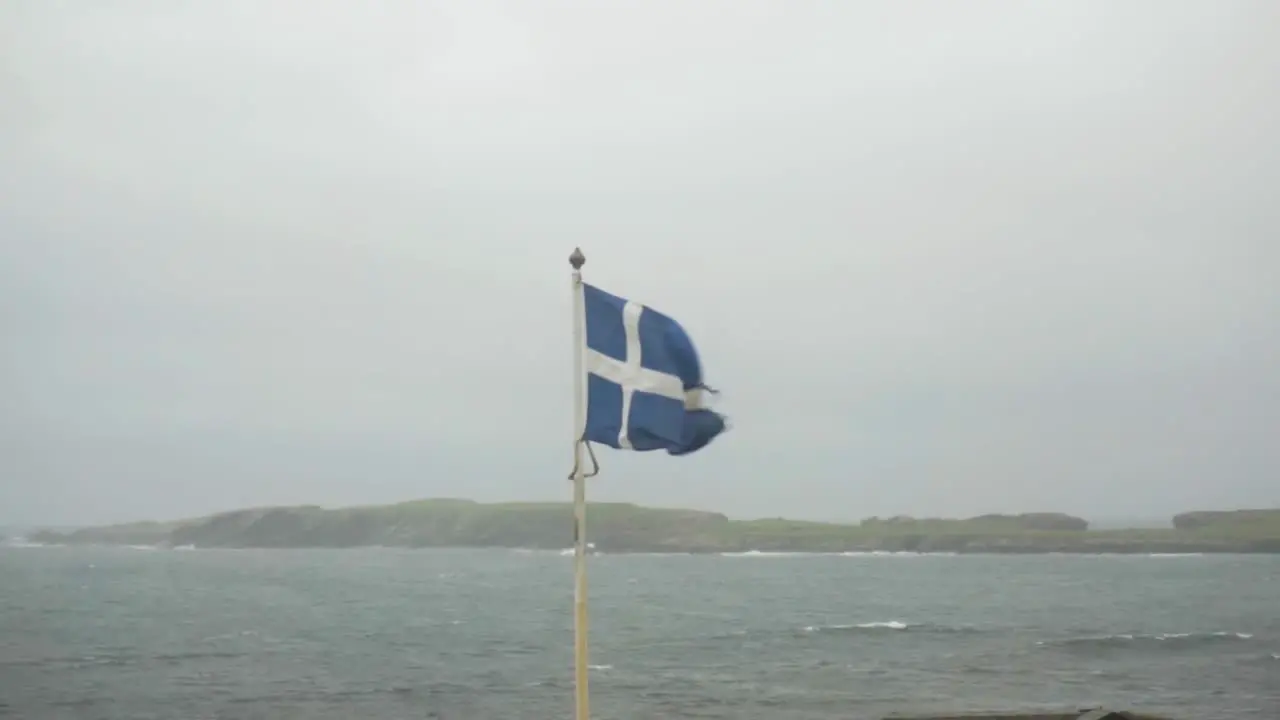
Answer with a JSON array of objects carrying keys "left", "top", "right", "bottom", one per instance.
[{"left": 3, "top": 1, "right": 1277, "bottom": 526}]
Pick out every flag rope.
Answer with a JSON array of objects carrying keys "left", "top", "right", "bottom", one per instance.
[{"left": 567, "top": 439, "right": 601, "bottom": 480}]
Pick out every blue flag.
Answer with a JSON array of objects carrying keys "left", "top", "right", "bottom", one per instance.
[{"left": 581, "top": 283, "right": 727, "bottom": 455}]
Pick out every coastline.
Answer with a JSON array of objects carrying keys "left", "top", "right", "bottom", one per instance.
[{"left": 23, "top": 501, "right": 1280, "bottom": 555}]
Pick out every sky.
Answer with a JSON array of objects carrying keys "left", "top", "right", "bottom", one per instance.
[{"left": 2, "top": 1, "right": 1278, "bottom": 527}]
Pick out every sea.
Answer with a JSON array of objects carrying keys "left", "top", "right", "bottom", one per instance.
[{"left": 1, "top": 545, "right": 1277, "bottom": 720}]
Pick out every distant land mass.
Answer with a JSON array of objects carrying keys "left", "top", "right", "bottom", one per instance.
[{"left": 23, "top": 501, "right": 1280, "bottom": 554}]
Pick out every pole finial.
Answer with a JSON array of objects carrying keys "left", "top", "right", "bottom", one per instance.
[{"left": 569, "top": 247, "right": 586, "bottom": 270}]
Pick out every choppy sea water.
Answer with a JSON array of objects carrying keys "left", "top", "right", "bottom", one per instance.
[{"left": 1, "top": 547, "right": 1277, "bottom": 720}]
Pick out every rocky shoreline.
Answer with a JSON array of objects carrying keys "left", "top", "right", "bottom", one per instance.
[{"left": 885, "top": 707, "right": 1172, "bottom": 712}]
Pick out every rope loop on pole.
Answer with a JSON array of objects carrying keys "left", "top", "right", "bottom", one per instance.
[{"left": 567, "top": 439, "right": 600, "bottom": 480}]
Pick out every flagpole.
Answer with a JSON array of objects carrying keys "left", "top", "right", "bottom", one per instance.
[{"left": 568, "top": 247, "right": 591, "bottom": 720}]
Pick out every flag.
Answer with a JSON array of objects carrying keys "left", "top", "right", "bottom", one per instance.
[{"left": 580, "top": 283, "right": 727, "bottom": 455}]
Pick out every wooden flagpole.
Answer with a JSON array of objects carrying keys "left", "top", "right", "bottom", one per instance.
[{"left": 569, "top": 247, "right": 590, "bottom": 720}]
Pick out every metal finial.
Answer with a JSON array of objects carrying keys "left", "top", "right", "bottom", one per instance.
[{"left": 568, "top": 247, "right": 586, "bottom": 270}]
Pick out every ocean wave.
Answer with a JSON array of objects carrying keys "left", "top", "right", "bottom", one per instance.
[
  {"left": 626, "top": 552, "right": 695, "bottom": 557},
  {"left": 705, "top": 619, "right": 970, "bottom": 642},
  {"left": 515, "top": 549, "right": 693, "bottom": 557},
  {"left": 1, "top": 648, "right": 256, "bottom": 670},
  {"left": 720, "top": 550, "right": 811, "bottom": 557},
  {"left": 798, "top": 620, "right": 986, "bottom": 635},
  {"left": 803, "top": 620, "right": 908, "bottom": 633},
  {"left": 720, "top": 550, "right": 958, "bottom": 558},
  {"left": 1040, "top": 631, "right": 1256, "bottom": 650},
  {"left": 840, "top": 550, "right": 958, "bottom": 557},
  {"left": 0, "top": 538, "right": 50, "bottom": 548}
]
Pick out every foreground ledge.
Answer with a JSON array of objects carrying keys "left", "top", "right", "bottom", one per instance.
[{"left": 883, "top": 710, "right": 1174, "bottom": 720}]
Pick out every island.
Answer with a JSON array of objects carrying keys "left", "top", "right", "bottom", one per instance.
[{"left": 25, "top": 501, "right": 1280, "bottom": 554}]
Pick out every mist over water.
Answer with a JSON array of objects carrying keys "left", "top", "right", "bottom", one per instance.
[
  {"left": 5, "top": 1, "right": 1280, "bottom": 528},
  {"left": 3, "top": 547, "right": 1277, "bottom": 719}
]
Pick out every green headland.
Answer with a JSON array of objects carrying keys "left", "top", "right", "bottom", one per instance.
[{"left": 26, "top": 501, "right": 1280, "bottom": 554}]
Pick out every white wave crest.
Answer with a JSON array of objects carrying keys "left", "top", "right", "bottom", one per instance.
[{"left": 803, "top": 620, "right": 910, "bottom": 633}]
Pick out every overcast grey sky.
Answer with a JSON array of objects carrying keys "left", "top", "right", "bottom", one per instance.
[{"left": 3, "top": 1, "right": 1278, "bottom": 526}]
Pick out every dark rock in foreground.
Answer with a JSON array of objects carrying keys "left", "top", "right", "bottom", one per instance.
[{"left": 884, "top": 711, "right": 1173, "bottom": 720}]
